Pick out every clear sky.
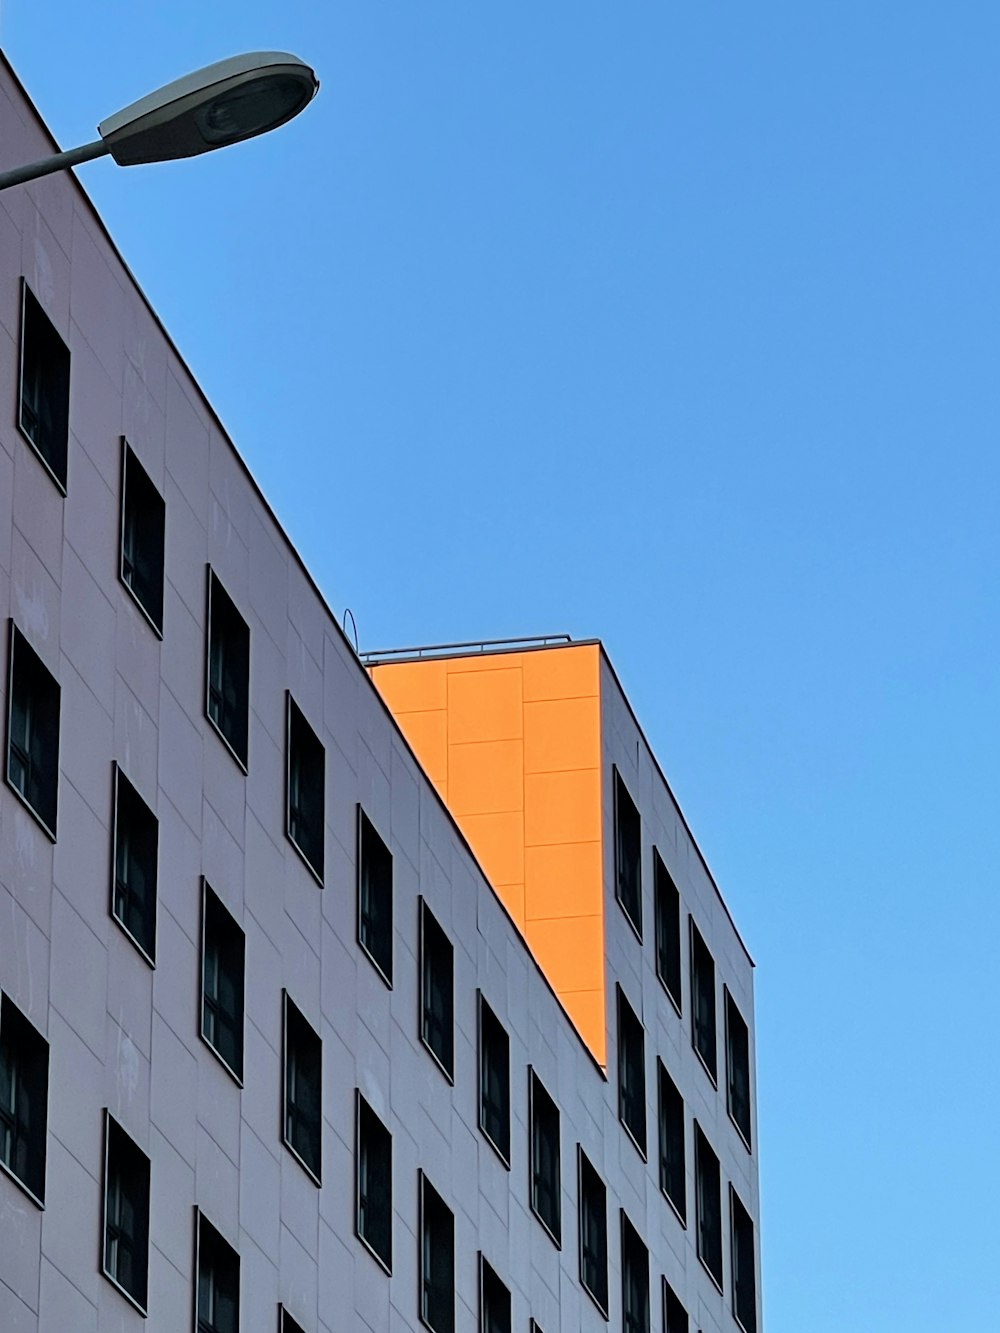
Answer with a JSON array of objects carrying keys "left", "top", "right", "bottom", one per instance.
[{"left": 4, "top": 4, "right": 999, "bottom": 1328}]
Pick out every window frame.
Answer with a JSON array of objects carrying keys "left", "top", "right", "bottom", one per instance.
[
  {"left": 205, "top": 568, "right": 250, "bottom": 772},
  {"left": 620, "top": 1209, "right": 650, "bottom": 1333},
  {"left": 613, "top": 766, "right": 642, "bottom": 940},
  {"left": 576, "top": 1146, "right": 609, "bottom": 1319},
  {"left": 5, "top": 621, "right": 60, "bottom": 842},
  {"left": 0, "top": 991, "right": 49, "bottom": 1208},
  {"left": 17, "top": 278, "right": 70, "bottom": 495},
  {"left": 110, "top": 763, "right": 158, "bottom": 966},
  {"left": 419, "top": 1170, "right": 455, "bottom": 1333},
  {"left": 656, "top": 1059, "right": 686, "bottom": 1226},
  {"left": 616, "top": 984, "right": 647, "bottom": 1159},
  {"left": 477, "top": 992, "right": 511, "bottom": 1167},
  {"left": 418, "top": 898, "right": 454, "bottom": 1083},
  {"left": 479, "top": 1253, "right": 512, "bottom": 1333},
  {"left": 730, "top": 1184, "right": 758, "bottom": 1333},
  {"left": 118, "top": 437, "right": 165, "bottom": 637},
  {"left": 689, "top": 916, "right": 718, "bottom": 1086},
  {"left": 357, "top": 805, "right": 393, "bottom": 987},
  {"left": 694, "top": 1122, "right": 724, "bottom": 1293},
  {"left": 654, "top": 849, "right": 682, "bottom": 1015},
  {"left": 662, "top": 1277, "right": 689, "bottom": 1333},
  {"left": 355, "top": 1089, "right": 393, "bottom": 1274},
  {"left": 100, "top": 1110, "right": 150, "bottom": 1316},
  {"left": 199, "top": 880, "right": 245, "bottom": 1086},
  {"left": 195, "top": 1208, "right": 240, "bottom": 1333},
  {"left": 528, "top": 1067, "right": 561, "bottom": 1248},
  {"left": 725, "top": 986, "right": 753, "bottom": 1152},
  {"left": 278, "top": 1307, "right": 306, "bottom": 1333},
  {"left": 285, "top": 692, "right": 325, "bottom": 885},
  {"left": 281, "top": 990, "right": 322, "bottom": 1186}
]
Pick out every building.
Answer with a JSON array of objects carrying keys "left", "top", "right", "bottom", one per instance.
[{"left": 0, "top": 50, "right": 761, "bottom": 1333}]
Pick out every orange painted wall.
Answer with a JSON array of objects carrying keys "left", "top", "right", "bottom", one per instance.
[{"left": 369, "top": 644, "right": 606, "bottom": 1064}]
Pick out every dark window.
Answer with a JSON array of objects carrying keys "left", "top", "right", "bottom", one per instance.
[
  {"left": 206, "top": 571, "right": 250, "bottom": 769},
  {"left": 420, "top": 900, "right": 454, "bottom": 1080},
  {"left": 197, "top": 1212, "right": 240, "bottom": 1333},
  {"left": 286, "top": 694, "right": 324, "bottom": 882},
  {"left": 654, "top": 850, "right": 682, "bottom": 1011},
  {"left": 529, "top": 1323, "right": 544, "bottom": 1333},
  {"left": 101, "top": 1113, "right": 150, "bottom": 1313},
  {"left": 663, "top": 1278, "right": 688, "bottom": 1333},
  {"left": 0, "top": 992, "right": 48, "bottom": 1204},
  {"left": 694, "top": 1124, "right": 723, "bottom": 1290},
  {"left": 528, "top": 1069, "right": 561, "bottom": 1245},
  {"left": 111, "top": 766, "right": 158, "bottom": 963},
  {"left": 18, "top": 281, "right": 70, "bottom": 491},
  {"left": 478, "top": 995, "right": 510, "bottom": 1164},
  {"left": 356, "top": 1091, "right": 392, "bottom": 1271},
  {"left": 689, "top": 919, "right": 717, "bottom": 1082},
  {"left": 201, "top": 883, "right": 245, "bottom": 1082},
  {"left": 279, "top": 1308, "right": 306, "bottom": 1333},
  {"left": 730, "top": 1187, "right": 758, "bottom": 1333},
  {"left": 358, "top": 807, "right": 392, "bottom": 984},
  {"left": 657, "top": 1060, "right": 686, "bottom": 1224},
  {"left": 282, "top": 993, "right": 322, "bottom": 1183},
  {"left": 5, "top": 624, "right": 59, "bottom": 838},
  {"left": 614, "top": 768, "right": 642, "bottom": 937},
  {"left": 119, "top": 440, "right": 165, "bottom": 634},
  {"left": 480, "top": 1255, "right": 511, "bottom": 1333},
  {"left": 617, "top": 985, "right": 646, "bottom": 1156},
  {"left": 419, "top": 1171, "right": 454, "bottom": 1333},
  {"left": 621, "top": 1211, "right": 650, "bottom": 1333},
  {"left": 725, "top": 989, "right": 752, "bottom": 1150},
  {"left": 577, "top": 1148, "right": 608, "bottom": 1315}
]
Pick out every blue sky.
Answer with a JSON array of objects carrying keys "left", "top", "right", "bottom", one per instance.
[{"left": 4, "top": 4, "right": 1000, "bottom": 1328}]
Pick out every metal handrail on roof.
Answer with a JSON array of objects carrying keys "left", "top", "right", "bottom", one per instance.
[{"left": 359, "top": 634, "right": 572, "bottom": 666}]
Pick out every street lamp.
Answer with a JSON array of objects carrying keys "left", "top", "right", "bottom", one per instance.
[{"left": 0, "top": 51, "right": 319, "bottom": 192}]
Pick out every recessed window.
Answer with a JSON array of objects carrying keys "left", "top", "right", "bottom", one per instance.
[
  {"left": 479, "top": 1255, "right": 511, "bottom": 1333},
  {"left": 654, "top": 850, "right": 682, "bottom": 1011},
  {"left": 5, "top": 623, "right": 60, "bottom": 839},
  {"left": 730, "top": 1186, "right": 758, "bottom": 1333},
  {"left": 286, "top": 694, "right": 324, "bottom": 883},
  {"left": 206, "top": 570, "right": 250, "bottom": 770},
  {"left": 694, "top": 1123, "right": 723, "bottom": 1291},
  {"left": 118, "top": 440, "right": 165, "bottom": 634},
  {"left": 197, "top": 1211, "right": 240, "bottom": 1333},
  {"left": 18, "top": 280, "right": 70, "bottom": 492},
  {"left": 419, "top": 899, "right": 454, "bottom": 1081},
  {"left": 528, "top": 1069, "right": 561, "bottom": 1246},
  {"left": 355, "top": 1091, "right": 392, "bottom": 1272},
  {"left": 282, "top": 992, "right": 322, "bottom": 1184},
  {"left": 358, "top": 807, "right": 392, "bottom": 985},
  {"left": 0, "top": 991, "right": 49, "bottom": 1205},
  {"left": 111, "top": 765, "right": 158, "bottom": 964},
  {"left": 617, "top": 985, "right": 646, "bottom": 1156},
  {"left": 279, "top": 1308, "right": 306, "bottom": 1333},
  {"left": 657, "top": 1060, "right": 686, "bottom": 1225},
  {"left": 419, "top": 1171, "right": 454, "bottom": 1333},
  {"left": 689, "top": 918, "right": 717, "bottom": 1083},
  {"left": 577, "top": 1147, "right": 608, "bottom": 1316},
  {"left": 201, "top": 882, "right": 245, "bottom": 1082},
  {"left": 478, "top": 994, "right": 510, "bottom": 1165},
  {"left": 725, "top": 988, "right": 752, "bottom": 1150},
  {"left": 101, "top": 1112, "right": 150, "bottom": 1314},
  {"left": 663, "top": 1278, "right": 688, "bottom": 1333},
  {"left": 621, "top": 1211, "right": 650, "bottom": 1333},
  {"left": 614, "top": 768, "right": 642, "bottom": 937}
]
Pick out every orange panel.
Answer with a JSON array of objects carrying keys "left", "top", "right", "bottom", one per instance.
[
  {"left": 524, "top": 840, "right": 602, "bottom": 920},
  {"left": 447, "top": 739, "right": 523, "bottom": 816},
  {"left": 447, "top": 668, "right": 523, "bottom": 744},
  {"left": 522, "top": 643, "right": 599, "bottom": 702},
  {"left": 523, "top": 696, "right": 600, "bottom": 774},
  {"left": 557, "top": 989, "right": 606, "bottom": 1065},
  {"left": 388, "top": 708, "right": 448, "bottom": 786},
  {"left": 524, "top": 768, "right": 602, "bottom": 846},
  {"left": 460, "top": 810, "right": 524, "bottom": 888},
  {"left": 369, "top": 660, "right": 447, "bottom": 712},
  {"left": 526, "top": 915, "right": 603, "bottom": 992}
]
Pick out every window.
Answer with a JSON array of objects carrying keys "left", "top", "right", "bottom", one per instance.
[
  {"left": 577, "top": 1148, "right": 608, "bottom": 1316},
  {"left": 5, "top": 623, "right": 60, "bottom": 839},
  {"left": 662, "top": 1278, "right": 688, "bottom": 1333},
  {"left": 621, "top": 1211, "right": 650, "bottom": 1333},
  {"left": 479, "top": 1255, "right": 511, "bottom": 1333},
  {"left": 355, "top": 1091, "right": 392, "bottom": 1272},
  {"left": 725, "top": 988, "right": 752, "bottom": 1150},
  {"left": 286, "top": 694, "right": 324, "bottom": 882},
  {"left": 119, "top": 440, "right": 165, "bottom": 634},
  {"left": 197, "top": 1212, "right": 240, "bottom": 1333},
  {"left": 358, "top": 807, "right": 392, "bottom": 984},
  {"left": 282, "top": 992, "right": 322, "bottom": 1183},
  {"left": 689, "top": 918, "right": 717, "bottom": 1083},
  {"left": 478, "top": 994, "right": 510, "bottom": 1164},
  {"left": 419, "top": 1171, "right": 454, "bottom": 1333},
  {"left": 694, "top": 1123, "right": 723, "bottom": 1290},
  {"left": 614, "top": 768, "right": 642, "bottom": 937},
  {"left": 419, "top": 900, "right": 454, "bottom": 1080},
  {"left": 18, "top": 280, "right": 70, "bottom": 491},
  {"left": 657, "top": 1060, "right": 686, "bottom": 1224},
  {"left": 654, "top": 850, "right": 682, "bottom": 1011},
  {"left": 201, "top": 882, "right": 245, "bottom": 1082},
  {"left": 279, "top": 1309, "right": 306, "bottom": 1333},
  {"left": 101, "top": 1112, "right": 150, "bottom": 1313},
  {"left": 730, "top": 1186, "right": 758, "bottom": 1333},
  {"left": 0, "top": 992, "right": 48, "bottom": 1204},
  {"left": 206, "top": 570, "right": 250, "bottom": 769},
  {"left": 528, "top": 1069, "right": 561, "bottom": 1245},
  {"left": 617, "top": 985, "right": 646, "bottom": 1156},
  {"left": 111, "top": 765, "right": 158, "bottom": 963}
]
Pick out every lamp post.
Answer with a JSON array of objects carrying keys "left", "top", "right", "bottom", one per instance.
[{"left": 0, "top": 51, "right": 318, "bottom": 192}]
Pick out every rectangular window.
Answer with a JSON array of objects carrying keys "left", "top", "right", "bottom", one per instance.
[
  {"left": 0, "top": 992, "right": 49, "bottom": 1205},
  {"left": 617, "top": 985, "right": 646, "bottom": 1156},
  {"left": 689, "top": 918, "right": 717, "bottom": 1083},
  {"left": 197, "top": 1212, "right": 240, "bottom": 1333},
  {"left": 480, "top": 1255, "right": 511, "bottom": 1333},
  {"left": 201, "top": 882, "right": 245, "bottom": 1082},
  {"left": 730, "top": 1186, "right": 758, "bottom": 1333},
  {"left": 419, "top": 899, "right": 454, "bottom": 1081},
  {"left": 657, "top": 1059, "right": 686, "bottom": 1224},
  {"left": 694, "top": 1123, "right": 723, "bottom": 1291},
  {"left": 478, "top": 994, "right": 510, "bottom": 1164},
  {"left": 206, "top": 570, "right": 250, "bottom": 769},
  {"left": 621, "top": 1211, "right": 650, "bottom": 1333},
  {"left": 419, "top": 1171, "right": 454, "bottom": 1333},
  {"left": 358, "top": 807, "right": 393, "bottom": 985},
  {"left": 528, "top": 1069, "right": 561, "bottom": 1245},
  {"left": 654, "top": 850, "right": 682, "bottom": 1012},
  {"left": 18, "top": 280, "right": 70, "bottom": 492},
  {"left": 279, "top": 1308, "right": 306, "bottom": 1333},
  {"left": 663, "top": 1278, "right": 688, "bottom": 1333},
  {"left": 286, "top": 694, "right": 324, "bottom": 883},
  {"left": 725, "top": 988, "right": 752, "bottom": 1150},
  {"left": 5, "top": 623, "right": 60, "bottom": 839},
  {"left": 111, "top": 765, "right": 158, "bottom": 964},
  {"left": 119, "top": 440, "right": 165, "bottom": 634},
  {"left": 282, "top": 992, "right": 322, "bottom": 1184},
  {"left": 355, "top": 1091, "right": 392, "bottom": 1272},
  {"left": 614, "top": 768, "right": 642, "bottom": 937},
  {"left": 577, "top": 1147, "right": 608, "bottom": 1316},
  {"left": 101, "top": 1112, "right": 150, "bottom": 1314}
]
